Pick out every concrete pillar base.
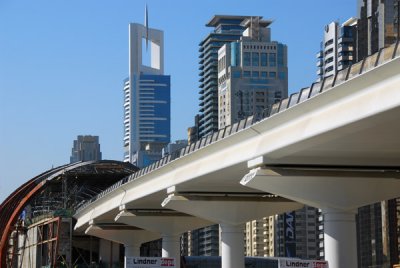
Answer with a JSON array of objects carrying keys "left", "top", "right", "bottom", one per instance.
[
  {"left": 125, "top": 244, "right": 141, "bottom": 257},
  {"left": 220, "top": 223, "right": 245, "bottom": 268},
  {"left": 323, "top": 208, "right": 357, "bottom": 268},
  {"left": 162, "top": 234, "right": 181, "bottom": 268}
]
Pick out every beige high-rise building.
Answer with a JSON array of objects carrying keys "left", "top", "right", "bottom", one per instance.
[
  {"left": 245, "top": 216, "right": 276, "bottom": 257},
  {"left": 217, "top": 17, "right": 288, "bottom": 128}
]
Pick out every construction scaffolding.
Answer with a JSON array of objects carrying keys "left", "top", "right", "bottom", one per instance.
[{"left": 0, "top": 160, "right": 138, "bottom": 267}]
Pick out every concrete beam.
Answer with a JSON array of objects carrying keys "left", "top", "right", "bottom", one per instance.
[
  {"left": 162, "top": 193, "right": 302, "bottom": 225},
  {"left": 241, "top": 166, "right": 400, "bottom": 210},
  {"left": 114, "top": 209, "right": 214, "bottom": 235},
  {"left": 85, "top": 223, "right": 160, "bottom": 256}
]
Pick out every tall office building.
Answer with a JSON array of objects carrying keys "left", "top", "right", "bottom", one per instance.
[
  {"left": 217, "top": 17, "right": 288, "bottom": 128},
  {"left": 316, "top": 19, "right": 357, "bottom": 81},
  {"left": 196, "top": 15, "right": 252, "bottom": 138},
  {"left": 357, "top": 0, "right": 400, "bottom": 60},
  {"left": 123, "top": 23, "right": 171, "bottom": 168},
  {"left": 70, "top": 135, "right": 102, "bottom": 163}
]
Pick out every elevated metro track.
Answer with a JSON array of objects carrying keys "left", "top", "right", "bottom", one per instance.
[
  {"left": 76, "top": 41, "right": 400, "bottom": 227},
  {"left": 73, "top": 41, "right": 400, "bottom": 268}
]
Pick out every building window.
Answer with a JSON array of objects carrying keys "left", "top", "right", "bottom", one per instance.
[
  {"left": 252, "top": 71, "right": 259, "bottom": 78},
  {"left": 261, "top": 53, "right": 267, "bottom": 66},
  {"left": 325, "top": 48, "right": 334, "bottom": 56},
  {"left": 325, "top": 39, "right": 334, "bottom": 47},
  {"left": 243, "top": 71, "right": 251, "bottom": 77},
  {"left": 269, "top": 53, "right": 276, "bottom": 67},
  {"left": 277, "top": 45, "right": 284, "bottom": 66},
  {"left": 243, "top": 52, "right": 251, "bottom": 66},
  {"left": 269, "top": 72, "right": 276, "bottom": 78},
  {"left": 233, "top": 71, "right": 241, "bottom": 78},
  {"left": 252, "top": 52, "right": 259, "bottom": 66},
  {"left": 341, "top": 26, "right": 353, "bottom": 38},
  {"left": 261, "top": 72, "right": 268, "bottom": 78},
  {"left": 325, "top": 66, "right": 334, "bottom": 73}
]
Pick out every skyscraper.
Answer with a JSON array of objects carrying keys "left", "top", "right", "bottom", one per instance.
[
  {"left": 357, "top": 0, "right": 400, "bottom": 60},
  {"left": 196, "top": 15, "right": 252, "bottom": 138},
  {"left": 217, "top": 17, "right": 288, "bottom": 128},
  {"left": 70, "top": 135, "right": 102, "bottom": 163},
  {"left": 123, "top": 23, "right": 171, "bottom": 168},
  {"left": 316, "top": 19, "right": 357, "bottom": 81}
]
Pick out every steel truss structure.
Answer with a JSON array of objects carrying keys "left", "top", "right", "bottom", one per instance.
[{"left": 0, "top": 160, "right": 138, "bottom": 267}]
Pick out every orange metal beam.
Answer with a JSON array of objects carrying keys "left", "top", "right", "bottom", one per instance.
[{"left": 0, "top": 181, "right": 45, "bottom": 267}]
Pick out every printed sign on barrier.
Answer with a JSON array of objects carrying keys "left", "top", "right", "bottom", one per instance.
[
  {"left": 125, "top": 257, "right": 176, "bottom": 268},
  {"left": 279, "top": 258, "right": 328, "bottom": 268}
]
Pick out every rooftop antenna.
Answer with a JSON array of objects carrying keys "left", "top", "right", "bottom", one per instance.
[{"left": 145, "top": 4, "right": 149, "bottom": 51}]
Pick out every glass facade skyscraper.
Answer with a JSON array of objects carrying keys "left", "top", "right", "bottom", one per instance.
[
  {"left": 196, "top": 15, "right": 251, "bottom": 138},
  {"left": 123, "top": 23, "right": 171, "bottom": 168}
]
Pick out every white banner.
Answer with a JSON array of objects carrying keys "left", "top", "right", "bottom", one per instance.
[
  {"left": 125, "top": 257, "right": 176, "bottom": 268},
  {"left": 279, "top": 258, "right": 328, "bottom": 268}
]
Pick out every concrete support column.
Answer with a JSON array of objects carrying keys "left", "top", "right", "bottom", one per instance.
[
  {"left": 220, "top": 223, "right": 244, "bottom": 268},
  {"left": 124, "top": 243, "right": 141, "bottom": 257},
  {"left": 323, "top": 208, "right": 357, "bottom": 268},
  {"left": 162, "top": 234, "right": 180, "bottom": 268}
]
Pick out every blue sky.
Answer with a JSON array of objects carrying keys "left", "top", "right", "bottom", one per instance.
[{"left": 0, "top": 0, "right": 355, "bottom": 202}]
